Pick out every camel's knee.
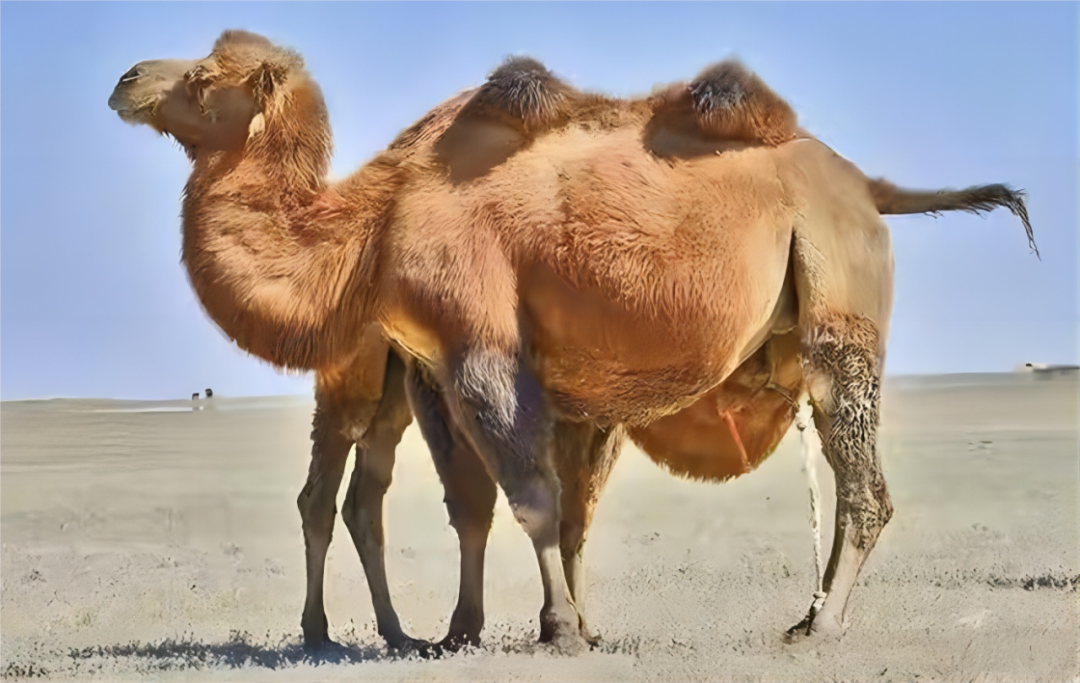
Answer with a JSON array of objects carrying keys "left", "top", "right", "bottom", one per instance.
[
  {"left": 504, "top": 475, "right": 561, "bottom": 544},
  {"left": 349, "top": 445, "right": 396, "bottom": 501},
  {"left": 865, "top": 479, "right": 894, "bottom": 536},
  {"left": 297, "top": 484, "right": 336, "bottom": 536},
  {"left": 559, "top": 520, "right": 586, "bottom": 563},
  {"left": 361, "top": 462, "right": 394, "bottom": 498},
  {"left": 366, "top": 405, "right": 411, "bottom": 453},
  {"left": 341, "top": 494, "right": 380, "bottom": 547},
  {"left": 341, "top": 467, "right": 389, "bottom": 542},
  {"left": 836, "top": 475, "right": 894, "bottom": 551},
  {"left": 876, "top": 480, "right": 894, "bottom": 525},
  {"left": 445, "top": 484, "right": 496, "bottom": 534}
]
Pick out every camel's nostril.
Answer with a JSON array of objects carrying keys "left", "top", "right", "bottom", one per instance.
[{"left": 119, "top": 66, "right": 142, "bottom": 84}]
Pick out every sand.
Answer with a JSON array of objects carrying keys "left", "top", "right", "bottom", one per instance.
[{"left": 1, "top": 372, "right": 1077, "bottom": 682}]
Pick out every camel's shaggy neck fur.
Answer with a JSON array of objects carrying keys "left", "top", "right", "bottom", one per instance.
[{"left": 180, "top": 65, "right": 401, "bottom": 369}]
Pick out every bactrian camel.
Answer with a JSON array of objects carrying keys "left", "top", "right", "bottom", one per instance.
[{"left": 109, "top": 31, "right": 1034, "bottom": 652}]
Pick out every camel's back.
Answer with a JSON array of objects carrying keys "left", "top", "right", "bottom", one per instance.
[{"left": 503, "top": 124, "right": 794, "bottom": 302}]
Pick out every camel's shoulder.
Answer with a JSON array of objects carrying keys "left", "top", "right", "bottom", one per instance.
[{"left": 650, "top": 60, "right": 799, "bottom": 147}]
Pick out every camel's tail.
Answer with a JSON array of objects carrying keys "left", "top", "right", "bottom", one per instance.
[{"left": 869, "top": 179, "right": 1038, "bottom": 259}]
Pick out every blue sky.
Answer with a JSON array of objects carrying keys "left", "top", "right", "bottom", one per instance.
[{"left": 1, "top": 2, "right": 1077, "bottom": 400}]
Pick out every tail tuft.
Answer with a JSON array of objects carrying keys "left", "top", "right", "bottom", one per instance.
[
  {"left": 872, "top": 180, "right": 1038, "bottom": 259},
  {"left": 950, "top": 184, "right": 1036, "bottom": 259}
]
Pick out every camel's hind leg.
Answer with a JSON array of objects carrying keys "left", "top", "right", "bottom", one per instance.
[
  {"left": 553, "top": 419, "right": 626, "bottom": 643},
  {"left": 782, "top": 139, "right": 896, "bottom": 638},
  {"left": 789, "top": 316, "right": 892, "bottom": 638},
  {"left": 405, "top": 362, "right": 498, "bottom": 651},
  {"left": 298, "top": 402, "right": 353, "bottom": 649},
  {"left": 340, "top": 352, "right": 424, "bottom": 652}
]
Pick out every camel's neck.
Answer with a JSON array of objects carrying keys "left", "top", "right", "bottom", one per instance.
[{"left": 180, "top": 89, "right": 402, "bottom": 370}]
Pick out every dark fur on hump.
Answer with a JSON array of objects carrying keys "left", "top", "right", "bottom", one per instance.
[
  {"left": 458, "top": 56, "right": 576, "bottom": 133},
  {"left": 655, "top": 60, "right": 798, "bottom": 146}
]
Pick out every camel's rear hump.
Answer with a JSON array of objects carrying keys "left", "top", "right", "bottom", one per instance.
[{"left": 649, "top": 60, "right": 801, "bottom": 152}]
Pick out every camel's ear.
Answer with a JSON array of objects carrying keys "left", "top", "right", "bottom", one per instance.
[
  {"left": 250, "top": 59, "right": 291, "bottom": 115},
  {"left": 244, "top": 60, "right": 290, "bottom": 141}
]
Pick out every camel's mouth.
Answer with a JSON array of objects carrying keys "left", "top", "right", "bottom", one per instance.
[
  {"left": 113, "top": 107, "right": 143, "bottom": 123},
  {"left": 109, "top": 58, "right": 198, "bottom": 128},
  {"left": 108, "top": 89, "right": 152, "bottom": 124}
]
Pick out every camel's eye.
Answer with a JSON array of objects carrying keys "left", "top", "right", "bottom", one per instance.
[{"left": 119, "top": 66, "right": 142, "bottom": 84}]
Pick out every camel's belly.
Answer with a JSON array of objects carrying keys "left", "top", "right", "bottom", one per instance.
[
  {"left": 521, "top": 263, "right": 774, "bottom": 426},
  {"left": 627, "top": 331, "right": 804, "bottom": 481}
]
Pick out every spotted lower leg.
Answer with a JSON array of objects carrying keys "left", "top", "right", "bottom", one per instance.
[
  {"left": 791, "top": 316, "right": 893, "bottom": 638},
  {"left": 405, "top": 362, "right": 497, "bottom": 650},
  {"left": 554, "top": 420, "right": 625, "bottom": 643},
  {"left": 298, "top": 406, "right": 352, "bottom": 649},
  {"left": 340, "top": 353, "right": 422, "bottom": 651}
]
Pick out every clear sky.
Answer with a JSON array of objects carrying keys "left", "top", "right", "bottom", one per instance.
[{"left": 1, "top": 2, "right": 1077, "bottom": 400}]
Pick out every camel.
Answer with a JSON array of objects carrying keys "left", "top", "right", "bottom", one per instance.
[{"left": 108, "top": 30, "right": 1035, "bottom": 652}]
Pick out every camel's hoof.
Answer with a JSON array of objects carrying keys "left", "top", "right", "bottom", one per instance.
[
  {"left": 783, "top": 616, "right": 812, "bottom": 643},
  {"left": 540, "top": 619, "right": 590, "bottom": 655},
  {"left": 784, "top": 612, "right": 843, "bottom": 644},
  {"left": 437, "top": 632, "right": 481, "bottom": 654},
  {"left": 579, "top": 617, "right": 602, "bottom": 647},
  {"left": 387, "top": 636, "right": 439, "bottom": 659},
  {"left": 808, "top": 612, "right": 844, "bottom": 639},
  {"left": 301, "top": 629, "right": 334, "bottom": 652},
  {"left": 546, "top": 629, "right": 590, "bottom": 656}
]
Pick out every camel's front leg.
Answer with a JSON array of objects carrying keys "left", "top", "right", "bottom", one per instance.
[
  {"left": 442, "top": 348, "right": 585, "bottom": 651},
  {"left": 405, "top": 361, "right": 497, "bottom": 651},
  {"left": 339, "top": 352, "right": 425, "bottom": 652},
  {"left": 789, "top": 317, "right": 893, "bottom": 639},
  {"left": 298, "top": 402, "right": 353, "bottom": 649},
  {"left": 553, "top": 419, "right": 626, "bottom": 643}
]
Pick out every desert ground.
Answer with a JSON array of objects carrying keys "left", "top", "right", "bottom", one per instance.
[{"left": 1, "top": 372, "right": 1077, "bottom": 682}]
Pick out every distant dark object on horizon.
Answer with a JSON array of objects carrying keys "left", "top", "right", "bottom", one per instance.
[
  {"left": 1017, "top": 363, "right": 1079, "bottom": 378},
  {"left": 205, "top": 388, "right": 214, "bottom": 398}
]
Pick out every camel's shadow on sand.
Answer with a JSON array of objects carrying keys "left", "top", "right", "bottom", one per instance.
[
  {"left": 38, "top": 628, "right": 642, "bottom": 676},
  {"left": 62, "top": 632, "right": 389, "bottom": 672}
]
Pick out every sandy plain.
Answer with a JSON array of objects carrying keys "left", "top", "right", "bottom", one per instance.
[{"left": 1, "top": 372, "right": 1077, "bottom": 682}]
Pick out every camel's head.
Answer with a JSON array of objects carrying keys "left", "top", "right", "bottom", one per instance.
[{"left": 108, "top": 30, "right": 308, "bottom": 156}]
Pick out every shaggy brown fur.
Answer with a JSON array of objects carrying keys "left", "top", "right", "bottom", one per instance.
[{"left": 110, "top": 30, "right": 1035, "bottom": 650}]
